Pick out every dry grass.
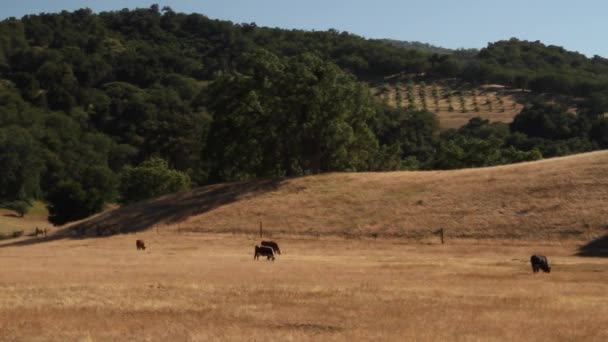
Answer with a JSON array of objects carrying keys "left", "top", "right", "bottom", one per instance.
[
  {"left": 2, "top": 152, "right": 607, "bottom": 340},
  {"left": 70, "top": 151, "right": 608, "bottom": 243},
  {"left": 0, "top": 233, "right": 607, "bottom": 341},
  {"left": 0, "top": 202, "right": 52, "bottom": 236}
]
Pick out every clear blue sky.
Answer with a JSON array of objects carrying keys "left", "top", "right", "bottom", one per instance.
[{"left": 1, "top": 0, "right": 606, "bottom": 57}]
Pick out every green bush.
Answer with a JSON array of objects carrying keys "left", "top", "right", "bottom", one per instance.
[
  {"left": 0, "top": 200, "right": 31, "bottom": 217},
  {"left": 0, "top": 230, "right": 24, "bottom": 240},
  {"left": 119, "top": 157, "right": 191, "bottom": 204}
]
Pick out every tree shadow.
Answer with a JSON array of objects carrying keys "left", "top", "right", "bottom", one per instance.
[
  {"left": 577, "top": 234, "right": 608, "bottom": 257},
  {"left": 0, "top": 233, "right": 67, "bottom": 248},
  {"left": 0, "top": 178, "right": 282, "bottom": 248}
]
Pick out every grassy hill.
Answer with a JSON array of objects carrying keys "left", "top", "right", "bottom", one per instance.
[
  {"left": 3, "top": 8, "right": 608, "bottom": 229},
  {"left": 69, "top": 151, "right": 608, "bottom": 241},
  {"left": 0, "top": 202, "right": 51, "bottom": 236}
]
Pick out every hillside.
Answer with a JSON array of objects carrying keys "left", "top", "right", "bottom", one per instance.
[
  {"left": 69, "top": 151, "right": 608, "bottom": 241},
  {"left": 2, "top": 6, "right": 608, "bottom": 227},
  {"left": 0, "top": 202, "right": 50, "bottom": 236},
  {"left": 376, "top": 38, "right": 456, "bottom": 55},
  {"left": 373, "top": 81, "right": 585, "bottom": 129},
  {"left": 374, "top": 82, "right": 525, "bottom": 129}
]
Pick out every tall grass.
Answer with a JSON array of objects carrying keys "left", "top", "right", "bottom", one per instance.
[{"left": 1, "top": 234, "right": 606, "bottom": 341}]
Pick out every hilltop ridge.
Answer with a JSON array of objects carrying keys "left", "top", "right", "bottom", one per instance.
[{"left": 70, "top": 151, "right": 608, "bottom": 241}]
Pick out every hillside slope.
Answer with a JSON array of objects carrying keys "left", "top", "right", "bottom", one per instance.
[
  {"left": 374, "top": 82, "right": 526, "bottom": 129},
  {"left": 69, "top": 151, "right": 608, "bottom": 240},
  {"left": 0, "top": 202, "right": 51, "bottom": 235}
]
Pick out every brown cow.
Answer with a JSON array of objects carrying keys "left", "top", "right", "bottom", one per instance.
[
  {"left": 34, "top": 227, "right": 47, "bottom": 237},
  {"left": 136, "top": 240, "right": 146, "bottom": 250}
]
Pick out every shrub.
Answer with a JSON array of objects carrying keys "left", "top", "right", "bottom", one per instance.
[
  {"left": 0, "top": 230, "right": 24, "bottom": 240},
  {"left": 0, "top": 200, "right": 31, "bottom": 217},
  {"left": 119, "top": 157, "right": 191, "bottom": 204}
]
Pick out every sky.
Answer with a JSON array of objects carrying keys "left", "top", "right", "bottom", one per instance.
[{"left": 0, "top": 0, "right": 606, "bottom": 57}]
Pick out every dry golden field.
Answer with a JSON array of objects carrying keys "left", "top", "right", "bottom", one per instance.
[
  {"left": 2, "top": 151, "right": 607, "bottom": 341},
  {"left": 69, "top": 150, "right": 608, "bottom": 244},
  {"left": 0, "top": 233, "right": 607, "bottom": 341},
  {"left": 0, "top": 202, "right": 52, "bottom": 236}
]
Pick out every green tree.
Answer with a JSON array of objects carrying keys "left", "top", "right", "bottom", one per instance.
[
  {"left": 45, "top": 165, "right": 117, "bottom": 225},
  {"left": 1, "top": 199, "right": 32, "bottom": 217},
  {"left": 205, "top": 49, "right": 381, "bottom": 180},
  {"left": 370, "top": 105, "right": 439, "bottom": 168},
  {"left": 143, "top": 85, "right": 211, "bottom": 182},
  {"left": 590, "top": 119, "right": 608, "bottom": 148},
  {"left": 119, "top": 157, "right": 190, "bottom": 204},
  {"left": 46, "top": 180, "right": 88, "bottom": 225},
  {"left": 584, "top": 91, "right": 608, "bottom": 118},
  {"left": 0, "top": 127, "right": 43, "bottom": 215},
  {"left": 510, "top": 102, "right": 575, "bottom": 140}
]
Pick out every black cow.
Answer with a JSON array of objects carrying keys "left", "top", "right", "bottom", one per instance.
[
  {"left": 530, "top": 254, "right": 551, "bottom": 273},
  {"left": 254, "top": 245, "right": 275, "bottom": 261},
  {"left": 136, "top": 240, "right": 146, "bottom": 250},
  {"left": 261, "top": 240, "right": 281, "bottom": 255}
]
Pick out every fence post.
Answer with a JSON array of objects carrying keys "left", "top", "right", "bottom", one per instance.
[{"left": 440, "top": 228, "right": 444, "bottom": 244}]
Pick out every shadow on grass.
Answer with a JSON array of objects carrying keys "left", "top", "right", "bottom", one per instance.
[
  {"left": 0, "top": 233, "right": 66, "bottom": 248},
  {"left": 577, "top": 234, "right": 608, "bottom": 257},
  {"left": 0, "top": 178, "right": 282, "bottom": 249}
]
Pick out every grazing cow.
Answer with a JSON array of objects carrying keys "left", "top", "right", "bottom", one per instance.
[
  {"left": 136, "top": 240, "right": 146, "bottom": 250},
  {"left": 261, "top": 240, "right": 281, "bottom": 255},
  {"left": 35, "top": 227, "right": 47, "bottom": 237},
  {"left": 530, "top": 254, "right": 551, "bottom": 273},
  {"left": 254, "top": 245, "right": 275, "bottom": 261}
]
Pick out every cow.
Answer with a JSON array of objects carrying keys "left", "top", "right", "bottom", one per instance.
[
  {"left": 136, "top": 240, "right": 146, "bottom": 250},
  {"left": 530, "top": 254, "right": 551, "bottom": 273},
  {"left": 34, "top": 227, "right": 47, "bottom": 237},
  {"left": 254, "top": 245, "right": 275, "bottom": 261},
  {"left": 261, "top": 240, "right": 281, "bottom": 255}
]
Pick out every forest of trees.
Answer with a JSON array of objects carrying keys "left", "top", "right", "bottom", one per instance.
[{"left": 1, "top": 5, "right": 608, "bottom": 224}]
